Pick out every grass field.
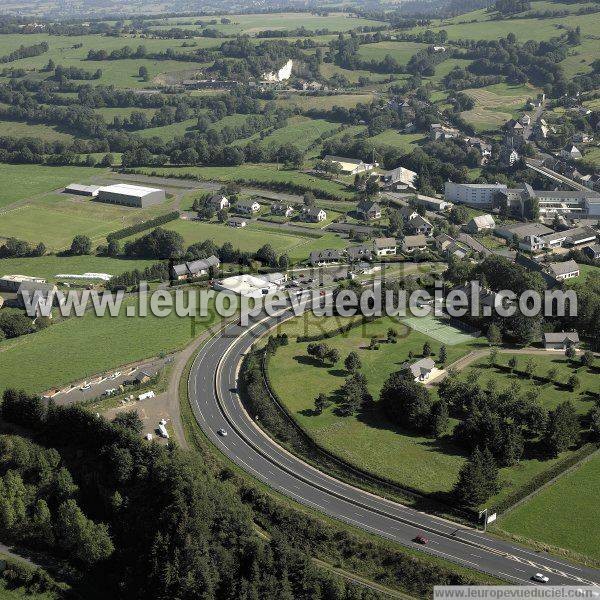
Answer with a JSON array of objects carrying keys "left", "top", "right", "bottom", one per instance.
[
  {"left": 0, "top": 293, "right": 217, "bottom": 396},
  {"left": 0, "top": 255, "right": 158, "bottom": 281},
  {"left": 0, "top": 117, "right": 75, "bottom": 143},
  {"left": 257, "top": 116, "right": 340, "bottom": 151},
  {"left": 275, "top": 93, "right": 375, "bottom": 111},
  {"left": 0, "top": 192, "right": 170, "bottom": 250},
  {"left": 461, "top": 83, "right": 536, "bottom": 131},
  {"left": 368, "top": 131, "right": 425, "bottom": 151},
  {"left": 132, "top": 164, "right": 355, "bottom": 199},
  {"left": 357, "top": 41, "right": 428, "bottom": 65},
  {"left": 267, "top": 316, "right": 596, "bottom": 506},
  {"left": 0, "top": 164, "right": 105, "bottom": 208},
  {"left": 496, "top": 452, "right": 600, "bottom": 561},
  {"left": 267, "top": 315, "right": 484, "bottom": 496}
]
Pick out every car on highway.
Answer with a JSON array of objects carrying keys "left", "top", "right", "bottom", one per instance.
[
  {"left": 217, "top": 428, "right": 228, "bottom": 437},
  {"left": 414, "top": 535, "right": 429, "bottom": 545},
  {"left": 80, "top": 384, "right": 91, "bottom": 391},
  {"left": 532, "top": 573, "right": 549, "bottom": 583},
  {"left": 109, "top": 371, "right": 122, "bottom": 379}
]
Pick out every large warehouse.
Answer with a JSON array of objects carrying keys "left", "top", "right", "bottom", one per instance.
[{"left": 96, "top": 184, "right": 166, "bottom": 208}]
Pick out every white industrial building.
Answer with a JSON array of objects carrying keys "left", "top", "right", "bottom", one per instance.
[
  {"left": 96, "top": 184, "right": 166, "bottom": 208},
  {"left": 213, "top": 274, "right": 280, "bottom": 298},
  {"left": 64, "top": 183, "right": 102, "bottom": 197}
]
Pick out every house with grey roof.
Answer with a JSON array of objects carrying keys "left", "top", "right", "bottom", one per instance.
[
  {"left": 302, "top": 207, "right": 327, "bottom": 223},
  {"left": 545, "top": 260, "right": 580, "bottom": 281},
  {"left": 373, "top": 237, "right": 397, "bottom": 256},
  {"left": 271, "top": 203, "right": 294, "bottom": 217},
  {"left": 465, "top": 214, "right": 495, "bottom": 234},
  {"left": 347, "top": 244, "right": 372, "bottom": 262},
  {"left": 356, "top": 200, "right": 381, "bottom": 221},
  {"left": 235, "top": 199, "right": 261, "bottom": 214},
  {"left": 543, "top": 331, "right": 579, "bottom": 350},
  {"left": 402, "top": 235, "right": 428, "bottom": 253},
  {"left": 171, "top": 255, "right": 220, "bottom": 281},
  {"left": 309, "top": 249, "right": 341, "bottom": 266},
  {"left": 583, "top": 244, "right": 600, "bottom": 260},
  {"left": 405, "top": 214, "right": 433, "bottom": 236},
  {"left": 208, "top": 194, "right": 229, "bottom": 211}
]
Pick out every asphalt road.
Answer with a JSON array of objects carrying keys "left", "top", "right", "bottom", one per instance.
[{"left": 188, "top": 307, "right": 600, "bottom": 587}]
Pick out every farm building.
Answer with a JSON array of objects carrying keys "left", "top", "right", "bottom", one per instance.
[
  {"left": 0, "top": 274, "right": 46, "bottom": 293},
  {"left": 213, "top": 274, "right": 279, "bottom": 298},
  {"left": 64, "top": 183, "right": 102, "bottom": 197},
  {"left": 171, "top": 255, "right": 220, "bottom": 281},
  {"left": 465, "top": 214, "right": 495, "bottom": 234},
  {"left": 96, "top": 184, "right": 166, "bottom": 208}
]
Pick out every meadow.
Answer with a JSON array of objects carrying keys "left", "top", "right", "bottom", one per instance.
[
  {"left": 496, "top": 453, "right": 600, "bottom": 561},
  {"left": 357, "top": 41, "right": 429, "bottom": 65},
  {"left": 0, "top": 192, "right": 171, "bottom": 250},
  {"left": 0, "top": 164, "right": 105, "bottom": 208},
  {"left": 0, "top": 293, "right": 218, "bottom": 396},
  {"left": 267, "top": 316, "right": 595, "bottom": 507}
]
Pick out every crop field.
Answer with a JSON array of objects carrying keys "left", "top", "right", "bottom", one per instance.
[
  {"left": 0, "top": 294, "right": 217, "bottom": 396},
  {"left": 461, "top": 83, "right": 536, "bottom": 131},
  {"left": 0, "top": 164, "right": 105, "bottom": 208},
  {"left": 496, "top": 452, "right": 600, "bottom": 561},
  {"left": 417, "top": 9, "right": 600, "bottom": 41},
  {"left": 275, "top": 93, "right": 375, "bottom": 112},
  {"left": 257, "top": 116, "right": 340, "bottom": 151}
]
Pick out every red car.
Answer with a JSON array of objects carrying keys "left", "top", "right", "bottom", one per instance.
[{"left": 414, "top": 535, "right": 429, "bottom": 545}]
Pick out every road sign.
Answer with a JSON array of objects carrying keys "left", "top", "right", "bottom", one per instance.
[{"left": 487, "top": 513, "right": 497, "bottom": 524}]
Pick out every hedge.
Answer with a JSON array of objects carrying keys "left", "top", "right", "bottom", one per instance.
[
  {"left": 492, "top": 443, "right": 599, "bottom": 515},
  {"left": 106, "top": 211, "right": 179, "bottom": 241}
]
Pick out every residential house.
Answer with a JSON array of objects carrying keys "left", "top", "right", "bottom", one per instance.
[
  {"left": 500, "top": 146, "right": 520, "bottom": 166},
  {"left": 236, "top": 199, "right": 261, "bottom": 214},
  {"left": 543, "top": 331, "right": 580, "bottom": 350},
  {"left": 309, "top": 249, "right": 341, "bottom": 266},
  {"left": 430, "top": 123, "right": 459, "bottom": 141},
  {"left": 456, "top": 233, "right": 492, "bottom": 257},
  {"left": 519, "top": 114, "right": 531, "bottom": 126},
  {"left": 561, "top": 145, "right": 582, "bottom": 161},
  {"left": 271, "top": 203, "right": 294, "bottom": 217},
  {"left": 228, "top": 217, "right": 248, "bottom": 228},
  {"left": 356, "top": 200, "right": 382, "bottom": 221},
  {"left": 546, "top": 260, "right": 580, "bottom": 281},
  {"left": 402, "top": 234, "right": 428, "bottom": 253},
  {"left": 380, "top": 166, "right": 417, "bottom": 190},
  {"left": 504, "top": 119, "right": 525, "bottom": 134},
  {"left": 302, "top": 207, "right": 327, "bottom": 222},
  {"left": 171, "top": 255, "right": 220, "bottom": 281},
  {"left": 583, "top": 244, "right": 600, "bottom": 260},
  {"left": 402, "top": 358, "right": 435, "bottom": 382},
  {"left": 373, "top": 237, "right": 397, "bottom": 256},
  {"left": 322, "top": 155, "right": 374, "bottom": 175},
  {"left": 405, "top": 214, "right": 433, "bottom": 236},
  {"left": 347, "top": 244, "right": 373, "bottom": 262},
  {"left": 208, "top": 194, "right": 229, "bottom": 211},
  {"left": 465, "top": 214, "right": 495, "bottom": 234},
  {"left": 573, "top": 132, "right": 593, "bottom": 144}
]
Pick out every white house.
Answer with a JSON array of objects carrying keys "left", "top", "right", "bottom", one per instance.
[
  {"left": 465, "top": 214, "right": 495, "bottom": 233},
  {"left": 236, "top": 199, "right": 261, "bottom": 214},
  {"left": 228, "top": 217, "right": 248, "bottom": 228},
  {"left": 373, "top": 237, "right": 397, "bottom": 256},
  {"left": 546, "top": 260, "right": 580, "bottom": 281},
  {"left": 302, "top": 207, "right": 327, "bottom": 222},
  {"left": 402, "top": 358, "right": 435, "bottom": 382},
  {"left": 208, "top": 194, "right": 230, "bottom": 211}
]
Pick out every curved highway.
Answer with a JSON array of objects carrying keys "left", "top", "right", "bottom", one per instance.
[{"left": 189, "top": 309, "right": 600, "bottom": 587}]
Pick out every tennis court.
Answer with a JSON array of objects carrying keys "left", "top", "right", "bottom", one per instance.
[{"left": 400, "top": 314, "right": 479, "bottom": 345}]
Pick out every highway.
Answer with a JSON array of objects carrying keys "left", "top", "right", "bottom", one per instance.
[{"left": 188, "top": 308, "right": 600, "bottom": 587}]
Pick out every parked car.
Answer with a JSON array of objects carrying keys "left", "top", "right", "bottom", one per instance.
[{"left": 532, "top": 573, "right": 549, "bottom": 583}]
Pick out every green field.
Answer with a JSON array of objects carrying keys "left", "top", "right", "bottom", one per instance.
[
  {"left": 461, "top": 83, "right": 537, "bottom": 131},
  {"left": 368, "top": 131, "right": 425, "bottom": 151},
  {"left": 0, "top": 117, "right": 75, "bottom": 143},
  {"left": 132, "top": 164, "right": 355, "bottom": 199},
  {"left": 267, "top": 317, "right": 596, "bottom": 507},
  {"left": 267, "top": 315, "right": 483, "bottom": 496},
  {"left": 275, "top": 94, "right": 375, "bottom": 112},
  {"left": 257, "top": 116, "right": 340, "bottom": 151},
  {"left": 0, "top": 192, "right": 170, "bottom": 250},
  {"left": 0, "top": 293, "right": 217, "bottom": 396},
  {"left": 497, "top": 453, "right": 600, "bottom": 561},
  {"left": 0, "top": 255, "right": 158, "bottom": 281},
  {"left": 0, "top": 164, "right": 105, "bottom": 208},
  {"left": 357, "top": 41, "right": 428, "bottom": 65}
]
